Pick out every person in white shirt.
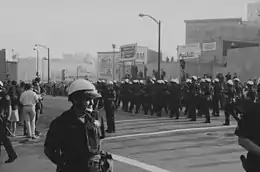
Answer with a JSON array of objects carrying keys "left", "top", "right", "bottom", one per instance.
[{"left": 20, "top": 83, "right": 39, "bottom": 140}]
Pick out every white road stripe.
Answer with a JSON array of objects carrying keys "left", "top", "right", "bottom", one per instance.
[
  {"left": 104, "top": 125, "right": 236, "bottom": 141},
  {"left": 115, "top": 117, "right": 170, "bottom": 123},
  {"left": 9, "top": 125, "right": 236, "bottom": 172},
  {"left": 112, "top": 154, "right": 172, "bottom": 172}
]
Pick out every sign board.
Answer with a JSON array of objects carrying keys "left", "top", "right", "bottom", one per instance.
[
  {"left": 120, "top": 43, "right": 137, "bottom": 61},
  {"left": 177, "top": 43, "right": 201, "bottom": 59},
  {"left": 97, "top": 52, "right": 120, "bottom": 79},
  {"left": 202, "top": 42, "right": 216, "bottom": 52}
]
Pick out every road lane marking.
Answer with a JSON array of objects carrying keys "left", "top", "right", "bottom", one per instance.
[
  {"left": 112, "top": 154, "right": 172, "bottom": 172},
  {"left": 115, "top": 117, "right": 170, "bottom": 123},
  {"left": 7, "top": 144, "right": 173, "bottom": 172},
  {"left": 103, "top": 125, "right": 236, "bottom": 141}
]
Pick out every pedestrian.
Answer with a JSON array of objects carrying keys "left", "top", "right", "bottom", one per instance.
[
  {"left": 19, "top": 83, "right": 39, "bottom": 140},
  {"left": 8, "top": 81, "right": 20, "bottom": 136},
  {"left": 0, "top": 80, "right": 17, "bottom": 163}
]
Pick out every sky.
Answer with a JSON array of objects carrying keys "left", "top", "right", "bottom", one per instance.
[{"left": 0, "top": 0, "right": 257, "bottom": 60}]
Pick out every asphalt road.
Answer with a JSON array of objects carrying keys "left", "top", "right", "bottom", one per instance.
[{"left": 0, "top": 96, "right": 245, "bottom": 172}]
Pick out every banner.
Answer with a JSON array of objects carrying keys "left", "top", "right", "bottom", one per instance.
[
  {"left": 202, "top": 42, "right": 216, "bottom": 52},
  {"left": 177, "top": 43, "right": 201, "bottom": 59},
  {"left": 120, "top": 43, "right": 137, "bottom": 61}
]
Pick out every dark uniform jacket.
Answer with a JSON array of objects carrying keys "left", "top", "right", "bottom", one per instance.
[
  {"left": 0, "top": 90, "right": 11, "bottom": 141},
  {"left": 44, "top": 108, "right": 105, "bottom": 172},
  {"left": 235, "top": 102, "right": 260, "bottom": 171}
]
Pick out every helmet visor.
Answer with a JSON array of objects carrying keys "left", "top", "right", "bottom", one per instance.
[{"left": 83, "top": 89, "right": 101, "bottom": 99}]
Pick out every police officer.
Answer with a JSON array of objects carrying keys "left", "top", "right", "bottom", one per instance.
[
  {"left": 187, "top": 78, "right": 197, "bottom": 121},
  {"left": 0, "top": 81, "right": 17, "bottom": 163},
  {"left": 44, "top": 79, "right": 106, "bottom": 172},
  {"left": 169, "top": 79, "right": 181, "bottom": 119},
  {"left": 223, "top": 80, "right": 239, "bottom": 125},
  {"left": 212, "top": 78, "right": 221, "bottom": 116},
  {"left": 242, "top": 81, "right": 256, "bottom": 102},
  {"left": 103, "top": 81, "right": 116, "bottom": 133},
  {"left": 235, "top": 96, "right": 260, "bottom": 171},
  {"left": 202, "top": 78, "right": 213, "bottom": 123}
]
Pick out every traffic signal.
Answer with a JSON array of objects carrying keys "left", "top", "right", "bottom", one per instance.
[{"left": 180, "top": 59, "right": 185, "bottom": 69}]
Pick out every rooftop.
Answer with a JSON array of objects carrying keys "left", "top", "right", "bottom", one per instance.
[
  {"left": 97, "top": 51, "right": 120, "bottom": 54},
  {"left": 184, "top": 18, "right": 242, "bottom": 24}
]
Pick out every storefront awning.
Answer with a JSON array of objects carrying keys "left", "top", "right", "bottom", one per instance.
[{"left": 223, "top": 40, "right": 259, "bottom": 56}]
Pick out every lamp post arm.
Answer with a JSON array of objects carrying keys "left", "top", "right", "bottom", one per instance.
[
  {"left": 35, "top": 44, "right": 48, "bottom": 49},
  {"left": 143, "top": 14, "right": 159, "bottom": 24}
]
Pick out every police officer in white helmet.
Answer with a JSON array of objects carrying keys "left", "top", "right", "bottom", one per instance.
[{"left": 44, "top": 79, "right": 113, "bottom": 172}]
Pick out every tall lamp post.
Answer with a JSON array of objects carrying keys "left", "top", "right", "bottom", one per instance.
[
  {"left": 42, "top": 57, "right": 48, "bottom": 80},
  {"left": 139, "top": 13, "right": 161, "bottom": 80},
  {"left": 34, "top": 44, "right": 50, "bottom": 83},
  {"left": 33, "top": 46, "right": 39, "bottom": 77},
  {"left": 112, "top": 44, "right": 116, "bottom": 80}
]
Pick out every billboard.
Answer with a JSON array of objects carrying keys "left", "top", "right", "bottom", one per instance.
[
  {"left": 97, "top": 52, "right": 120, "bottom": 79},
  {"left": 202, "top": 42, "right": 217, "bottom": 52},
  {"left": 120, "top": 43, "right": 137, "bottom": 61},
  {"left": 177, "top": 43, "right": 201, "bottom": 60}
]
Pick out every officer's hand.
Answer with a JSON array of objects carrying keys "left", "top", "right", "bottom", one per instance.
[{"left": 94, "top": 120, "right": 101, "bottom": 127}]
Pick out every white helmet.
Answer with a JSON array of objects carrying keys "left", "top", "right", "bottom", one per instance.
[
  {"left": 186, "top": 79, "right": 192, "bottom": 83},
  {"left": 227, "top": 80, "right": 233, "bottom": 86},
  {"left": 205, "top": 78, "right": 211, "bottom": 83},
  {"left": 234, "top": 78, "right": 240, "bottom": 82},
  {"left": 214, "top": 78, "right": 219, "bottom": 82},
  {"left": 132, "top": 80, "right": 138, "bottom": 84},
  {"left": 0, "top": 81, "right": 3, "bottom": 87},
  {"left": 257, "top": 78, "right": 260, "bottom": 85},
  {"left": 192, "top": 76, "right": 197, "bottom": 80},
  {"left": 247, "top": 81, "right": 254, "bottom": 86},
  {"left": 68, "top": 79, "right": 101, "bottom": 98},
  {"left": 107, "top": 81, "right": 113, "bottom": 85}
]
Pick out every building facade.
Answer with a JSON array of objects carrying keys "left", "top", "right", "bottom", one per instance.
[
  {"left": 97, "top": 46, "right": 159, "bottom": 80},
  {"left": 184, "top": 16, "right": 260, "bottom": 81},
  {"left": 247, "top": 1, "right": 260, "bottom": 22},
  {"left": 0, "top": 49, "right": 6, "bottom": 81},
  {"left": 18, "top": 53, "right": 98, "bottom": 82}
]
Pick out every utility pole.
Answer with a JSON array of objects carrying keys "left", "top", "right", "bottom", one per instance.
[
  {"left": 112, "top": 44, "right": 116, "bottom": 80},
  {"left": 47, "top": 48, "right": 50, "bottom": 83}
]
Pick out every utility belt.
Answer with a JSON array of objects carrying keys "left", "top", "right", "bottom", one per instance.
[
  {"left": 58, "top": 151, "right": 113, "bottom": 172},
  {"left": 88, "top": 151, "right": 113, "bottom": 172}
]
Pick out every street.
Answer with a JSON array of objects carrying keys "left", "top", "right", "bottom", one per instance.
[{"left": 0, "top": 96, "right": 245, "bottom": 172}]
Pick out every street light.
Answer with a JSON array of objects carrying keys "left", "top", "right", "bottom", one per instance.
[
  {"left": 33, "top": 45, "right": 39, "bottom": 77},
  {"left": 112, "top": 44, "right": 116, "bottom": 80},
  {"left": 34, "top": 44, "right": 50, "bottom": 83},
  {"left": 42, "top": 57, "right": 48, "bottom": 81},
  {"left": 139, "top": 13, "right": 161, "bottom": 80}
]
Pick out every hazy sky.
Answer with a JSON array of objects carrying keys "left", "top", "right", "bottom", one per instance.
[{"left": 0, "top": 0, "right": 256, "bottom": 60}]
